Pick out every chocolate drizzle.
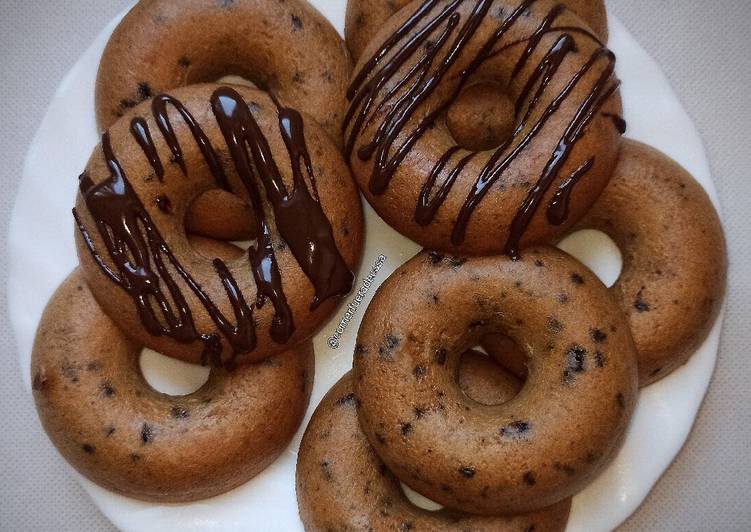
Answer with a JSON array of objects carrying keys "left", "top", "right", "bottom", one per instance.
[
  {"left": 73, "top": 87, "right": 353, "bottom": 364},
  {"left": 344, "top": 0, "right": 623, "bottom": 258}
]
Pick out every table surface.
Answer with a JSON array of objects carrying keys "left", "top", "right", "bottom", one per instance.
[{"left": 1, "top": 1, "right": 750, "bottom": 530}]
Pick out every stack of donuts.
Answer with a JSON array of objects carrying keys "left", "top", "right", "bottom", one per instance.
[
  {"left": 31, "top": 0, "right": 365, "bottom": 502},
  {"left": 30, "top": 0, "right": 726, "bottom": 529}
]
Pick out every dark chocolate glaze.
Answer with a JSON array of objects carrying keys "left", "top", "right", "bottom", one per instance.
[
  {"left": 74, "top": 87, "right": 353, "bottom": 364},
  {"left": 345, "top": 0, "right": 622, "bottom": 258}
]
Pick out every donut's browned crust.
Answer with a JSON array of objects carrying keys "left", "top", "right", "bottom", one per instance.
[
  {"left": 571, "top": 140, "right": 727, "bottom": 385},
  {"left": 31, "top": 268, "right": 314, "bottom": 503},
  {"left": 297, "top": 367, "right": 571, "bottom": 531},
  {"left": 75, "top": 84, "right": 364, "bottom": 366},
  {"left": 96, "top": 0, "right": 352, "bottom": 145},
  {"left": 346, "top": 0, "right": 608, "bottom": 62},
  {"left": 345, "top": 0, "right": 623, "bottom": 257},
  {"left": 353, "top": 248, "right": 638, "bottom": 515}
]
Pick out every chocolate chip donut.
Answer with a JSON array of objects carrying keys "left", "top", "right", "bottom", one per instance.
[
  {"left": 96, "top": 0, "right": 351, "bottom": 145},
  {"left": 74, "top": 83, "right": 363, "bottom": 366},
  {"left": 569, "top": 140, "right": 727, "bottom": 385},
  {"left": 31, "top": 267, "right": 314, "bottom": 502},
  {"left": 345, "top": 0, "right": 608, "bottom": 62},
  {"left": 344, "top": 0, "right": 623, "bottom": 257},
  {"left": 297, "top": 362, "right": 571, "bottom": 530},
  {"left": 353, "top": 248, "right": 638, "bottom": 515}
]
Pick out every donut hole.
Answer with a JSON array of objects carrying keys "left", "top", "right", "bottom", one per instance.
[
  {"left": 400, "top": 482, "right": 445, "bottom": 512},
  {"left": 557, "top": 229, "right": 623, "bottom": 288},
  {"left": 185, "top": 189, "right": 256, "bottom": 246},
  {"left": 139, "top": 348, "right": 210, "bottom": 396},
  {"left": 457, "top": 342, "right": 526, "bottom": 407},
  {"left": 446, "top": 81, "right": 516, "bottom": 152},
  {"left": 216, "top": 74, "right": 260, "bottom": 89}
]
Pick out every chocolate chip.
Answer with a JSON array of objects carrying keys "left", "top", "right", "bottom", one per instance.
[
  {"left": 554, "top": 462, "right": 576, "bottom": 476},
  {"left": 448, "top": 256, "right": 467, "bottom": 269},
  {"left": 428, "top": 251, "right": 444, "bottom": 264},
  {"left": 32, "top": 369, "right": 47, "bottom": 391},
  {"left": 291, "top": 14, "right": 303, "bottom": 30},
  {"left": 320, "top": 460, "right": 332, "bottom": 480},
  {"left": 523, "top": 471, "right": 536, "bottom": 485},
  {"left": 354, "top": 344, "right": 368, "bottom": 356},
  {"left": 458, "top": 466, "right": 476, "bottom": 478},
  {"left": 414, "top": 406, "right": 428, "bottom": 419},
  {"left": 594, "top": 351, "right": 606, "bottom": 368},
  {"left": 336, "top": 392, "right": 356, "bottom": 407},
  {"left": 434, "top": 348, "right": 447, "bottom": 365},
  {"left": 375, "top": 433, "right": 386, "bottom": 445},
  {"left": 171, "top": 406, "right": 189, "bottom": 419},
  {"left": 634, "top": 298, "right": 651, "bottom": 312},
  {"left": 500, "top": 421, "right": 531, "bottom": 439},
  {"left": 563, "top": 345, "right": 587, "bottom": 383},
  {"left": 534, "top": 259, "right": 545, "bottom": 268},
  {"left": 137, "top": 82, "right": 152, "bottom": 101},
  {"left": 400, "top": 422, "right": 413, "bottom": 435},
  {"left": 570, "top": 273, "right": 585, "bottom": 285},
  {"left": 100, "top": 381, "right": 116, "bottom": 397},
  {"left": 590, "top": 329, "right": 607, "bottom": 343},
  {"left": 178, "top": 56, "right": 191, "bottom": 67},
  {"left": 140, "top": 423, "right": 155, "bottom": 444},
  {"left": 413, "top": 364, "right": 426, "bottom": 380},
  {"left": 547, "top": 317, "right": 563, "bottom": 333},
  {"left": 379, "top": 334, "right": 400, "bottom": 359},
  {"left": 616, "top": 392, "right": 626, "bottom": 408},
  {"left": 82, "top": 444, "right": 95, "bottom": 454}
]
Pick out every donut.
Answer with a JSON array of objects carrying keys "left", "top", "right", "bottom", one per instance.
[
  {"left": 73, "top": 83, "right": 363, "bottom": 366},
  {"left": 344, "top": 0, "right": 624, "bottom": 257},
  {"left": 353, "top": 248, "right": 638, "bottom": 515},
  {"left": 345, "top": 0, "right": 608, "bottom": 62},
  {"left": 96, "top": 0, "right": 351, "bottom": 145},
  {"left": 568, "top": 140, "right": 727, "bottom": 385},
  {"left": 31, "top": 267, "right": 314, "bottom": 502},
  {"left": 297, "top": 362, "right": 571, "bottom": 530}
]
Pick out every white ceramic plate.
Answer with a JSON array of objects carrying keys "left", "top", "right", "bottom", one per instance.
[{"left": 9, "top": 2, "right": 725, "bottom": 531}]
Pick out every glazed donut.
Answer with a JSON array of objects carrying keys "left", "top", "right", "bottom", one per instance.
[
  {"left": 568, "top": 140, "right": 727, "bottom": 385},
  {"left": 345, "top": 0, "right": 608, "bottom": 62},
  {"left": 74, "top": 83, "right": 363, "bottom": 366},
  {"left": 344, "top": 0, "right": 624, "bottom": 257},
  {"left": 31, "top": 267, "right": 314, "bottom": 502},
  {"left": 96, "top": 0, "right": 351, "bottom": 145},
  {"left": 297, "top": 363, "right": 571, "bottom": 531},
  {"left": 353, "top": 248, "right": 638, "bottom": 515}
]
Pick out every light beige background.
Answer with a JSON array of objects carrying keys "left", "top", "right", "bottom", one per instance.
[{"left": 1, "top": 1, "right": 750, "bottom": 530}]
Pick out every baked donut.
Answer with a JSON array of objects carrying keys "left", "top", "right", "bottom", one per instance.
[
  {"left": 297, "top": 364, "right": 571, "bottom": 530},
  {"left": 569, "top": 140, "right": 727, "bottom": 385},
  {"left": 74, "top": 83, "right": 363, "bottom": 366},
  {"left": 345, "top": 0, "right": 608, "bottom": 62},
  {"left": 344, "top": 0, "right": 623, "bottom": 257},
  {"left": 96, "top": 0, "right": 351, "bottom": 145},
  {"left": 353, "top": 248, "right": 638, "bottom": 515},
  {"left": 31, "top": 267, "right": 314, "bottom": 502}
]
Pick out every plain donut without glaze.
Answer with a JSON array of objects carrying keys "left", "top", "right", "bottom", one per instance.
[
  {"left": 353, "top": 248, "right": 638, "bottom": 515},
  {"left": 96, "top": 0, "right": 352, "bottom": 145},
  {"left": 344, "top": 0, "right": 624, "bottom": 257},
  {"left": 345, "top": 0, "right": 608, "bottom": 62},
  {"left": 75, "top": 84, "right": 363, "bottom": 366},
  {"left": 570, "top": 140, "right": 727, "bottom": 385},
  {"left": 31, "top": 267, "right": 314, "bottom": 502},
  {"left": 297, "top": 364, "right": 571, "bottom": 531}
]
